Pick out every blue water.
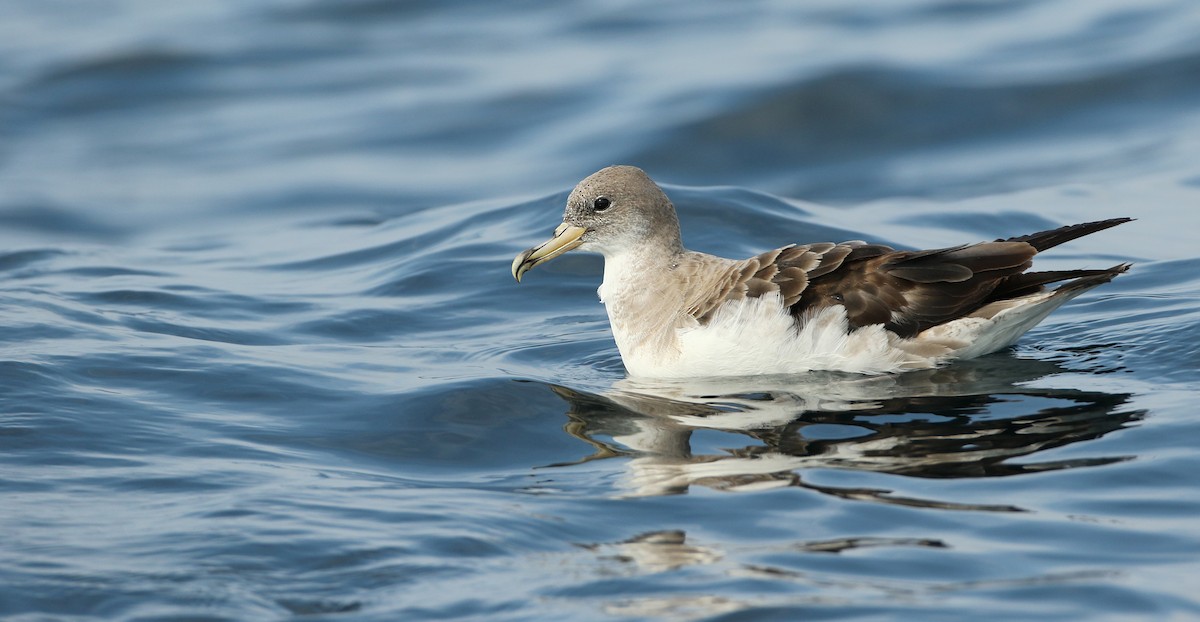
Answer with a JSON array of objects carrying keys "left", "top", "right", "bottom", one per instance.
[{"left": 3, "top": 1, "right": 1200, "bottom": 620}]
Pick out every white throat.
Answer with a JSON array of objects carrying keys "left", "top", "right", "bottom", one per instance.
[{"left": 596, "top": 247, "right": 690, "bottom": 373}]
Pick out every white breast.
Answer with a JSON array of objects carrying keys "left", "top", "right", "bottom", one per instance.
[{"left": 619, "top": 294, "right": 937, "bottom": 377}]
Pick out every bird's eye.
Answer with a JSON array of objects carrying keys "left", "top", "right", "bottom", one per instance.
[{"left": 593, "top": 196, "right": 611, "bottom": 211}]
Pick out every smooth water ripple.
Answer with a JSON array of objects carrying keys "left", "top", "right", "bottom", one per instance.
[{"left": 3, "top": 1, "right": 1200, "bottom": 620}]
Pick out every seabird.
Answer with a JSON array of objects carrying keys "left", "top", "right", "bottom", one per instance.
[{"left": 512, "top": 165, "right": 1130, "bottom": 377}]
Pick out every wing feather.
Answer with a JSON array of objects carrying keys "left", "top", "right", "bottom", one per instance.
[
  {"left": 683, "top": 219, "right": 1130, "bottom": 337},
  {"left": 687, "top": 242, "right": 872, "bottom": 324}
]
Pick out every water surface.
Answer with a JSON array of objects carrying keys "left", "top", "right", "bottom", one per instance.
[{"left": 2, "top": 1, "right": 1200, "bottom": 620}]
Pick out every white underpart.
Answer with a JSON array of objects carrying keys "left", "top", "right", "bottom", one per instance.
[
  {"left": 606, "top": 287, "right": 1087, "bottom": 379},
  {"left": 921, "top": 285, "right": 1089, "bottom": 358},
  {"left": 644, "top": 294, "right": 936, "bottom": 376}
]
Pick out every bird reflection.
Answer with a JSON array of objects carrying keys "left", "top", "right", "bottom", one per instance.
[
  {"left": 581, "top": 530, "right": 723, "bottom": 573},
  {"left": 542, "top": 357, "right": 1143, "bottom": 507}
]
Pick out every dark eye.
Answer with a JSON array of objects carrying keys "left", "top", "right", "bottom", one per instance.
[{"left": 593, "top": 196, "right": 611, "bottom": 211}]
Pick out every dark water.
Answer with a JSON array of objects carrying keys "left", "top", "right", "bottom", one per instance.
[{"left": 3, "top": 1, "right": 1200, "bottom": 620}]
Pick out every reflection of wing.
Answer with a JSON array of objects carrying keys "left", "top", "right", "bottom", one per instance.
[
  {"left": 581, "top": 530, "right": 722, "bottom": 573},
  {"left": 581, "top": 529, "right": 947, "bottom": 585},
  {"left": 546, "top": 358, "right": 1142, "bottom": 503}
]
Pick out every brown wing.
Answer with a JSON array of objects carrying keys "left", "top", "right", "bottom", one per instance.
[
  {"left": 686, "top": 241, "right": 892, "bottom": 324},
  {"left": 796, "top": 241, "right": 1038, "bottom": 337},
  {"left": 796, "top": 218, "right": 1133, "bottom": 336},
  {"left": 689, "top": 218, "right": 1132, "bottom": 337}
]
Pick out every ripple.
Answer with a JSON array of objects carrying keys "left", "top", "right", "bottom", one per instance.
[{"left": 2, "top": 1, "right": 1200, "bottom": 620}]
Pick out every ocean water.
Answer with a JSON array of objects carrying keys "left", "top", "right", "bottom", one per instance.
[{"left": 2, "top": 1, "right": 1200, "bottom": 620}]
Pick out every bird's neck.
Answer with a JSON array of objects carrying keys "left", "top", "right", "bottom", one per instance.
[
  {"left": 597, "top": 243, "right": 681, "bottom": 303},
  {"left": 597, "top": 244, "right": 689, "bottom": 372}
]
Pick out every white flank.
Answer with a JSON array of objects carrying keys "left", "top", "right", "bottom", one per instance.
[{"left": 614, "top": 284, "right": 1096, "bottom": 379}]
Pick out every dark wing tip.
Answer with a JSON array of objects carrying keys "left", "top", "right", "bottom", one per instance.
[{"left": 1003, "top": 217, "right": 1133, "bottom": 252}]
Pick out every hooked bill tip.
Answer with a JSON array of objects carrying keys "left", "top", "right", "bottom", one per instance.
[{"left": 511, "top": 250, "right": 531, "bottom": 283}]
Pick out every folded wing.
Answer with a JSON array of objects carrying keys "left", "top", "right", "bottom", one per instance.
[{"left": 687, "top": 218, "right": 1132, "bottom": 337}]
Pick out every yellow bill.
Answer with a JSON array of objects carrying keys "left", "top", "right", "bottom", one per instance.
[{"left": 511, "top": 223, "right": 587, "bottom": 282}]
